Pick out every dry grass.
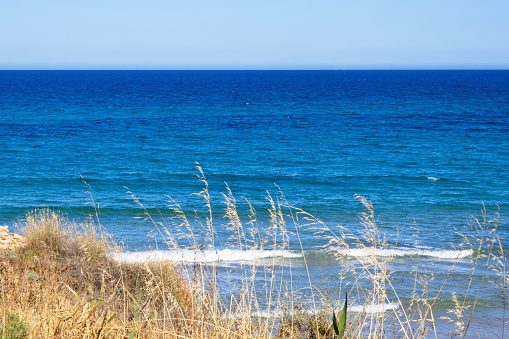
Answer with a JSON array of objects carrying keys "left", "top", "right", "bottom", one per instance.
[
  {"left": 0, "top": 171, "right": 507, "bottom": 338},
  {"left": 0, "top": 209, "right": 198, "bottom": 338}
]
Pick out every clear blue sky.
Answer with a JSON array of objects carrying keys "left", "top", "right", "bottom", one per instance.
[{"left": 1, "top": 0, "right": 508, "bottom": 70}]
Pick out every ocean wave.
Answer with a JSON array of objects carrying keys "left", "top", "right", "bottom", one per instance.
[
  {"left": 233, "top": 301, "right": 400, "bottom": 318},
  {"left": 349, "top": 301, "right": 400, "bottom": 313},
  {"left": 113, "top": 248, "right": 302, "bottom": 264},
  {"left": 337, "top": 247, "right": 473, "bottom": 259}
]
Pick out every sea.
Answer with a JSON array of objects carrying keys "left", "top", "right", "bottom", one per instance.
[{"left": 1, "top": 70, "right": 508, "bottom": 337}]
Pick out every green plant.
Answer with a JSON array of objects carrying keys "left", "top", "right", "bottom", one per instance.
[
  {"left": 1, "top": 312, "right": 28, "bottom": 339},
  {"left": 332, "top": 294, "right": 347, "bottom": 339}
]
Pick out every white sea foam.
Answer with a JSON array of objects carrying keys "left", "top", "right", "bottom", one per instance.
[
  {"left": 427, "top": 176, "right": 440, "bottom": 181},
  {"left": 113, "top": 248, "right": 302, "bottom": 264},
  {"left": 232, "top": 301, "right": 400, "bottom": 318},
  {"left": 349, "top": 301, "right": 400, "bottom": 313},
  {"left": 337, "top": 247, "right": 473, "bottom": 259}
]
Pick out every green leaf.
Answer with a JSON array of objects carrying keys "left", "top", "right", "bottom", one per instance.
[
  {"left": 129, "top": 306, "right": 140, "bottom": 322},
  {"left": 333, "top": 294, "right": 347, "bottom": 339},
  {"left": 128, "top": 327, "right": 136, "bottom": 339},
  {"left": 107, "top": 313, "right": 117, "bottom": 323},
  {"left": 332, "top": 310, "right": 339, "bottom": 336},
  {"left": 87, "top": 283, "right": 94, "bottom": 297},
  {"left": 65, "top": 284, "right": 83, "bottom": 304}
]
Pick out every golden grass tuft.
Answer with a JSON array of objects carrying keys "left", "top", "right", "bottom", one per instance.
[{"left": 0, "top": 209, "right": 198, "bottom": 338}]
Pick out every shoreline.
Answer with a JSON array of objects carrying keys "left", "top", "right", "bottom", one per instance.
[{"left": 1, "top": 209, "right": 507, "bottom": 338}]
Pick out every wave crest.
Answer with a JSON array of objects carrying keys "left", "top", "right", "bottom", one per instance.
[
  {"left": 337, "top": 247, "right": 473, "bottom": 259},
  {"left": 349, "top": 301, "right": 400, "bottom": 313},
  {"left": 113, "top": 248, "right": 302, "bottom": 264}
]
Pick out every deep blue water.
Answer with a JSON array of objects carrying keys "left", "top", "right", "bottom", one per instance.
[
  {"left": 1, "top": 70, "right": 508, "bottom": 334},
  {"left": 1, "top": 70, "right": 508, "bottom": 248}
]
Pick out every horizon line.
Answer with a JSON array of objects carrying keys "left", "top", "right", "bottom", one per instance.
[{"left": 1, "top": 68, "right": 509, "bottom": 71}]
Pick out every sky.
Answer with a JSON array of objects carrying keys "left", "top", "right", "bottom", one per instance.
[{"left": 1, "top": 0, "right": 508, "bottom": 70}]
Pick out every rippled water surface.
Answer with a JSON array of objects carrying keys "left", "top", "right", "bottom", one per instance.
[{"left": 1, "top": 70, "right": 508, "bottom": 334}]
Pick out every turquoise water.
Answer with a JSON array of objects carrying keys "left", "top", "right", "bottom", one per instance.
[{"left": 1, "top": 70, "right": 508, "bottom": 335}]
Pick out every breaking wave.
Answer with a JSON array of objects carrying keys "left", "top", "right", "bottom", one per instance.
[
  {"left": 113, "top": 248, "right": 302, "bottom": 264},
  {"left": 349, "top": 301, "right": 401, "bottom": 313},
  {"left": 235, "top": 301, "right": 400, "bottom": 318},
  {"left": 336, "top": 247, "right": 473, "bottom": 259}
]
